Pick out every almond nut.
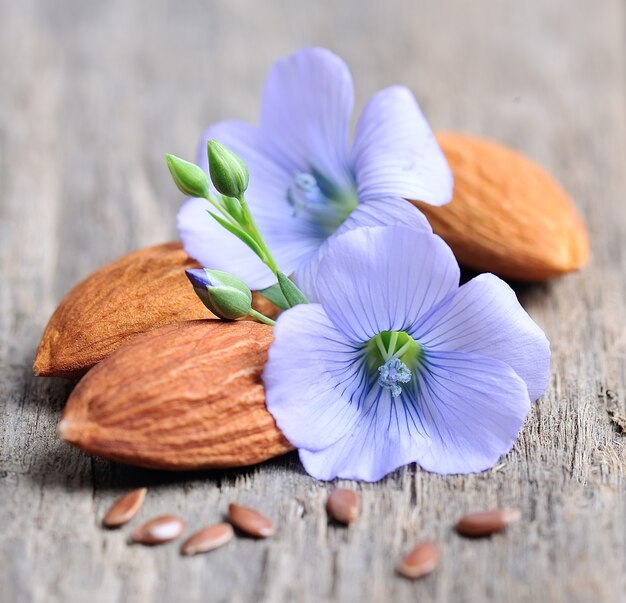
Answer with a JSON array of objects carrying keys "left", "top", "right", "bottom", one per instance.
[
  {"left": 412, "top": 132, "right": 590, "bottom": 281},
  {"left": 33, "top": 242, "right": 277, "bottom": 378},
  {"left": 58, "top": 319, "right": 294, "bottom": 469}
]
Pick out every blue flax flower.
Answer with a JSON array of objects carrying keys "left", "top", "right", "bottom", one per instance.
[
  {"left": 177, "top": 47, "right": 452, "bottom": 297},
  {"left": 263, "top": 225, "right": 550, "bottom": 481}
]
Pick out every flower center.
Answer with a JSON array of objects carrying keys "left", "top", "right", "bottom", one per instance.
[
  {"left": 378, "top": 357, "right": 412, "bottom": 397},
  {"left": 365, "top": 330, "right": 423, "bottom": 398},
  {"left": 286, "top": 171, "right": 358, "bottom": 236}
]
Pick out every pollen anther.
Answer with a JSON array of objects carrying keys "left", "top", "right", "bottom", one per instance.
[{"left": 378, "top": 357, "right": 412, "bottom": 397}]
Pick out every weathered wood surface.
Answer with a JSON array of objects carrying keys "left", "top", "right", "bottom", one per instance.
[{"left": 1, "top": 1, "right": 625, "bottom": 601}]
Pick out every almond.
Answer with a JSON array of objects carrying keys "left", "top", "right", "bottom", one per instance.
[
  {"left": 412, "top": 132, "right": 589, "bottom": 281},
  {"left": 33, "top": 242, "right": 278, "bottom": 379},
  {"left": 58, "top": 319, "right": 294, "bottom": 469}
]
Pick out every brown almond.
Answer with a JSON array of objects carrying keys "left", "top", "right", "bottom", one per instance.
[
  {"left": 181, "top": 523, "right": 234, "bottom": 556},
  {"left": 102, "top": 488, "right": 147, "bottom": 528},
  {"left": 228, "top": 503, "right": 275, "bottom": 538},
  {"left": 58, "top": 320, "right": 294, "bottom": 470},
  {"left": 455, "top": 509, "right": 521, "bottom": 537},
  {"left": 412, "top": 132, "right": 589, "bottom": 282},
  {"left": 397, "top": 541, "right": 441, "bottom": 579},
  {"left": 33, "top": 242, "right": 278, "bottom": 378},
  {"left": 326, "top": 488, "right": 360, "bottom": 525},
  {"left": 131, "top": 515, "right": 185, "bottom": 545}
]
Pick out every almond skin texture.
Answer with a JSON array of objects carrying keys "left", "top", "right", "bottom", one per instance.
[
  {"left": 33, "top": 242, "right": 277, "bottom": 379},
  {"left": 58, "top": 320, "right": 294, "bottom": 470},
  {"left": 412, "top": 132, "right": 590, "bottom": 281}
]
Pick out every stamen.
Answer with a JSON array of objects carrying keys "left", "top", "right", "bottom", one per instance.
[
  {"left": 285, "top": 171, "right": 358, "bottom": 235},
  {"left": 365, "top": 330, "right": 423, "bottom": 397},
  {"left": 378, "top": 357, "right": 412, "bottom": 398},
  {"left": 287, "top": 172, "right": 325, "bottom": 215}
]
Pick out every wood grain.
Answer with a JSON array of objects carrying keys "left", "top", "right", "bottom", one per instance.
[{"left": 1, "top": 1, "right": 625, "bottom": 602}]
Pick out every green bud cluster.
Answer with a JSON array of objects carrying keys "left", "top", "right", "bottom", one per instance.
[{"left": 166, "top": 139, "right": 310, "bottom": 326}]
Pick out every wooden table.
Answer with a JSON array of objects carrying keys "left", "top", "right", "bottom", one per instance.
[{"left": 1, "top": 1, "right": 625, "bottom": 601}]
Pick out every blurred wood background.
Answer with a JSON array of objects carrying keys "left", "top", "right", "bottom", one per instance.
[{"left": 1, "top": 1, "right": 625, "bottom": 602}]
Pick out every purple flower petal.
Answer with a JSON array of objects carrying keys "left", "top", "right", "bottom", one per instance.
[
  {"left": 263, "top": 222, "right": 546, "bottom": 480},
  {"left": 278, "top": 330, "right": 532, "bottom": 480},
  {"left": 259, "top": 48, "right": 354, "bottom": 191},
  {"left": 333, "top": 197, "right": 432, "bottom": 236},
  {"left": 263, "top": 304, "right": 364, "bottom": 451},
  {"left": 298, "top": 387, "right": 431, "bottom": 481},
  {"left": 297, "top": 352, "right": 530, "bottom": 480},
  {"left": 292, "top": 199, "right": 432, "bottom": 301},
  {"left": 289, "top": 251, "right": 320, "bottom": 303},
  {"left": 350, "top": 86, "right": 453, "bottom": 205},
  {"left": 413, "top": 350, "right": 531, "bottom": 474},
  {"left": 315, "top": 226, "right": 460, "bottom": 342},
  {"left": 412, "top": 273, "right": 551, "bottom": 401},
  {"left": 179, "top": 52, "right": 452, "bottom": 297}
]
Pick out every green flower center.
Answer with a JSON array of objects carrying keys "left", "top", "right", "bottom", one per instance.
[
  {"left": 365, "top": 330, "right": 423, "bottom": 398},
  {"left": 287, "top": 171, "right": 358, "bottom": 235}
]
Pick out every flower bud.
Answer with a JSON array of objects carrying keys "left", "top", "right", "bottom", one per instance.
[
  {"left": 207, "top": 140, "right": 249, "bottom": 198},
  {"left": 165, "top": 154, "right": 210, "bottom": 198},
  {"left": 186, "top": 268, "right": 252, "bottom": 321}
]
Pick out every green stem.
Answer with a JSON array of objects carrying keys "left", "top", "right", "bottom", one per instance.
[
  {"left": 248, "top": 308, "right": 276, "bottom": 326},
  {"left": 238, "top": 194, "right": 280, "bottom": 274},
  {"left": 204, "top": 193, "right": 239, "bottom": 225}
]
